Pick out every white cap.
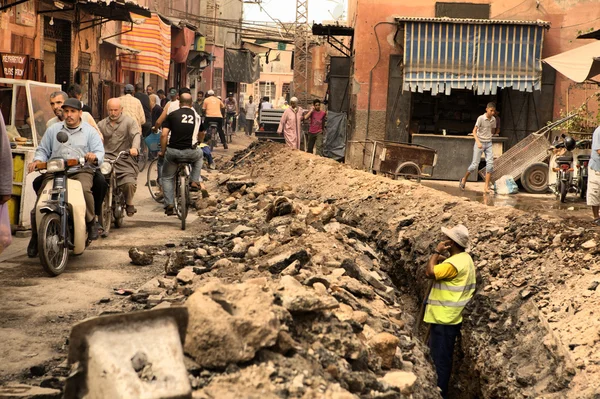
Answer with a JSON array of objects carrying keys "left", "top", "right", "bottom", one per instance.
[
  {"left": 290, "top": 97, "right": 298, "bottom": 103},
  {"left": 207, "top": 90, "right": 214, "bottom": 95},
  {"left": 441, "top": 224, "right": 470, "bottom": 249}
]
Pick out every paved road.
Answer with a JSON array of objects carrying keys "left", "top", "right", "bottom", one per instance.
[{"left": 0, "top": 133, "right": 254, "bottom": 382}]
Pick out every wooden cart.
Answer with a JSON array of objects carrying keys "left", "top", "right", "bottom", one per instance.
[{"left": 350, "top": 139, "right": 438, "bottom": 183}]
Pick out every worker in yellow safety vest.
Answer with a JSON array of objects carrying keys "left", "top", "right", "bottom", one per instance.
[{"left": 424, "top": 224, "right": 476, "bottom": 399}]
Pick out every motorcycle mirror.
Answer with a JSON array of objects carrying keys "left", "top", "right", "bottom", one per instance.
[{"left": 57, "top": 131, "right": 69, "bottom": 143}]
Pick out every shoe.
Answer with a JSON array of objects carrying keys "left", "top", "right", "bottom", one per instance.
[
  {"left": 27, "top": 237, "right": 38, "bottom": 258},
  {"left": 593, "top": 218, "right": 600, "bottom": 226},
  {"left": 165, "top": 205, "right": 174, "bottom": 216},
  {"left": 87, "top": 222, "right": 99, "bottom": 241},
  {"left": 223, "top": 144, "right": 229, "bottom": 150},
  {"left": 155, "top": 189, "right": 164, "bottom": 200},
  {"left": 96, "top": 221, "right": 105, "bottom": 235},
  {"left": 126, "top": 205, "right": 137, "bottom": 217},
  {"left": 190, "top": 184, "right": 200, "bottom": 192},
  {"left": 209, "top": 163, "right": 216, "bottom": 170}
]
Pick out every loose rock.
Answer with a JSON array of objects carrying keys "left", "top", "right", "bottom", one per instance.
[{"left": 128, "top": 247, "right": 154, "bottom": 266}]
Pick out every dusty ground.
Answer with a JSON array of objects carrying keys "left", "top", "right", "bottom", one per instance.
[
  {"left": 0, "top": 133, "right": 253, "bottom": 383},
  {"left": 3, "top": 138, "right": 600, "bottom": 399}
]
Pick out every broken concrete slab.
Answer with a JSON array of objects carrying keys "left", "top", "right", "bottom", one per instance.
[
  {"left": 266, "top": 249, "right": 310, "bottom": 274},
  {"left": 0, "top": 384, "right": 61, "bottom": 398},
  {"left": 278, "top": 275, "right": 339, "bottom": 313}
]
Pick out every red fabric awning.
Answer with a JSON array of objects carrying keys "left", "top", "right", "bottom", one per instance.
[{"left": 171, "top": 27, "right": 195, "bottom": 64}]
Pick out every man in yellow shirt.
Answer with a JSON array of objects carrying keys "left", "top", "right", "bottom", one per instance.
[
  {"left": 202, "top": 90, "right": 228, "bottom": 150},
  {"left": 424, "top": 224, "right": 476, "bottom": 399}
]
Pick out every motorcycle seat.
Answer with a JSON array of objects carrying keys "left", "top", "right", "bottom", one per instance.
[
  {"left": 577, "top": 155, "right": 591, "bottom": 161},
  {"left": 557, "top": 156, "right": 573, "bottom": 163}
]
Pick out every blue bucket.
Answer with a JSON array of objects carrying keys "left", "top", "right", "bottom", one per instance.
[{"left": 145, "top": 131, "right": 161, "bottom": 152}]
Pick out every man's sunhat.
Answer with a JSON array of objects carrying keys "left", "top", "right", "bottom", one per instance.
[
  {"left": 290, "top": 97, "right": 298, "bottom": 102},
  {"left": 441, "top": 224, "right": 469, "bottom": 249}
]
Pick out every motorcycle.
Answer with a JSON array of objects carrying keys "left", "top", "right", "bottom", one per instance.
[
  {"left": 35, "top": 131, "right": 91, "bottom": 276},
  {"left": 576, "top": 140, "right": 592, "bottom": 199},
  {"left": 550, "top": 135, "right": 591, "bottom": 203},
  {"left": 99, "top": 151, "right": 129, "bottom": 237}
]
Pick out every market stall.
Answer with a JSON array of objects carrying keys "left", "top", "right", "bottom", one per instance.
[{"left": 2, "top": 78, "right": 62, "bottom": 230}]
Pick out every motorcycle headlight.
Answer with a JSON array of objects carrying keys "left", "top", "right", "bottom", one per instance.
[
  {"left": 46, "top": 159, "right": 66, "bottom": 172},
  {"left": 100, "top": 162, "right": 112, "bottom": 175}
]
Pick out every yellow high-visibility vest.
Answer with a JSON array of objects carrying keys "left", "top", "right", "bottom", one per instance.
[{"left": 424, "top": 252, "right": 476, "bottom": 325}]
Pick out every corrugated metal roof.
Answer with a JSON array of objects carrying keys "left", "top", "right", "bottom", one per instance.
[{"left": 395, "top": 16, "right": 550, "bottom": 28}]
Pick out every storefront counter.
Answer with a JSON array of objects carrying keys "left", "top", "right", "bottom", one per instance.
[{"left": 412, "top": 134, "right": 508, "bottom": 181}]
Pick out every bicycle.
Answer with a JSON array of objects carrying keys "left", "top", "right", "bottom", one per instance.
[
  {"left": 147, "top": 157, "right": 163, "bottom": 203},
  {"left": 206, "top": 122, "right": 218, "bottom": 151},
  {"left": 225, "top": 113, "right": 236, "bottom": 143},
  {"left": 173, "top": 162, "right": 192, "bottom": 230},
  {"left": 137, "top": 138, "right": 149, "bottom": 172},
  {"left": 100, "top": 151, "right": 129, "bottom": 237}
]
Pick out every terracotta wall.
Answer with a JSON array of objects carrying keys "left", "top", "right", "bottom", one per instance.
[
  {"left": 347, "top": 0, "right": 600, "bottom": 142},
  {"left": 0, "top": 4, "right": 42, "bottom": 60}
]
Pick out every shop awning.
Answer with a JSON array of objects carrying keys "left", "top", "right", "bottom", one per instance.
[
  {"left": 119, "top": 13, "right": 171, "bottom": 79},
  {"left": 101, "top": 39, "right": 141, "bottom": 54},
  {"left": 78, "top": 0, "right": 151, "bottom": 21},
  {"left": 543, "top": 41, "right": 600, "bottom": 83},
  {"left": 398, "top": 17, "right": 549, "bottom": 95}
]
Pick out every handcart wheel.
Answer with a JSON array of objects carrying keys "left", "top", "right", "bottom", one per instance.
[{"left": 395, "top": 162, "right": 422, "bottom": 183}]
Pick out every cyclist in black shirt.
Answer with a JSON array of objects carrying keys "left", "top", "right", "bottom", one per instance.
[{"left": 159, "top": 93, "right": 204, "bottom": 215}]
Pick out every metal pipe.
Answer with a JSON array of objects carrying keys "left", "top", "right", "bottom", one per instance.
[{"left": 366, "top": 21, "right": 396, "bottom": 141}]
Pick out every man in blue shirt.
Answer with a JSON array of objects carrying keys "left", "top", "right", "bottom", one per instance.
[
  {"left": 588, "top": 126, "right": 600, "bottom": 225},
  {"left": 26, "top": 98, "right": 105, "bottom": 256}
]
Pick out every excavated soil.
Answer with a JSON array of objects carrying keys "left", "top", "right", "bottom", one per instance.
[
  {"left": 223, "top": 142, "right": 600, "bottom": 398},
  {"left": 10, "top": 141, "right": 600, "bottom": 399}
]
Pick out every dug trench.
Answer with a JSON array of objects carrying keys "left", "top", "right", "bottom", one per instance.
[{"left": 8, "top": 141, "right": 600, "bottom": 398}]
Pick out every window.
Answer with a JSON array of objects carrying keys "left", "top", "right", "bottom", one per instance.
[{"left": 213, "top": 68, "right": 223, "bottom": 97}]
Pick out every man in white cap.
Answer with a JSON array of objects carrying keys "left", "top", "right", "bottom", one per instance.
[
  {"left": 277, "top": 97, "right": 304, "bottom": 150},
  {"left": 424, "top": 224, "right": 476, "bottom": 399}
]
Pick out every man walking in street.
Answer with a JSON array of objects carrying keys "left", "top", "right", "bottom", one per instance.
[
  {"left": 587, "top": 124, "right": 600, "bottom": 225},
  {"left": 134, "top": 83, "right": 152, "bottom": 138},
  {"left": 97, "top": 98, "right": 141, "bottom": 217},
  {"left": 244, "top": 95, "right": 257, "bottom": 136},
  {"left": 67, "top": 83, "right": 92, "bottom": 114},
  {"left": 203, "top": 90, "right": 228, "bottom": 149},
  {"left": 277, "top": 97, "right": 304, "bottom": 150},
  {"left": 159, "top": 93, "right": 205, "bottom": 216},
  {"left": 119, "top": 84, "right": 146, "bottom": 132},
  {"left": 146, "top": 85, "right": 160, "bottom": 107},
  {"left": 459, "top": 103, "right": 497, "bottom": 194},
  {"left": 424, "top": 224, "right": 476, "bottom": 399},
  {"left": 27, "top": 98, "right": 105, "bottom": 256},
  {"left": 304, "top": 99, "right": 326, "bottom": 156},
  {"left": 193, "top": 91, "right": 205, "bottom": 116},
  {"left": 157, "top": 89, "right": 168, "bottom": 107}
]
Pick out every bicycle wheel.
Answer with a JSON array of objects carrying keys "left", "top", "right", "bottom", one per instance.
[
  {"left": 138, "top": 140, "right": 148, "bottom": 172},
  {"left": 147, "top": 158, "right": 163, "bottom": 203},
  {"left": 174, "top": 173, "right": 182, "bottom": 219},
  {"left": 180, "top": 176, "right": 188, "bottom": 230}
]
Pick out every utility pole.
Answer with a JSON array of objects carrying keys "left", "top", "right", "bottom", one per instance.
[{"left": 294, "top": 0, "right": 310, "bottom": 107}]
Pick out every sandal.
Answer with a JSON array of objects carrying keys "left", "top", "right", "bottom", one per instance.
[
  {"left": 126, "top": 205, "right": 137, "bottom": 217},
  {"left": 593, "top": 218, "right": 600, "bottom": 226}
]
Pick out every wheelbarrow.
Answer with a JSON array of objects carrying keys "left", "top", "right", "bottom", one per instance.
[{"left": 64, "top": 307, "right": 190, "bottom": 399}]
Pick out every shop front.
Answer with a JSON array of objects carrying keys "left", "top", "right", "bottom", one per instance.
[{"left": 393, "top": 17, "right": 552, "bottom": 181}]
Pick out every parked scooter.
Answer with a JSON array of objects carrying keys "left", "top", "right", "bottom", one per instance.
[
  {"left": 550, "top": 135, "right": 590, "bottom": 203},
  {"left": 99, "top": 151, "right": 129, "bottom": 237},
  {"left": 34, "top": 132, "right": 91, "bottom": 276},
  {"left": 576, "top": 140, "right": 592, "bottom": 199}
]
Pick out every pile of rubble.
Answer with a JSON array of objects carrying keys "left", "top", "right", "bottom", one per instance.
[
  {"left": 121, "top": 173, "right": 440, "bottom": 398},
  {"left": 23, "top": 141, "right": 600, "bottom": 398}
]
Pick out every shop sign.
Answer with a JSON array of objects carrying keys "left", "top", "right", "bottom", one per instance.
[
  {"left": 1, "top": 54, "right": 29, "bottom": 79},
  {"left": 193, "top": 36, "right": 205, "bottom": 52},
  {"left": 16, "top": 1, "right": 36, "bottom": 27}
]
